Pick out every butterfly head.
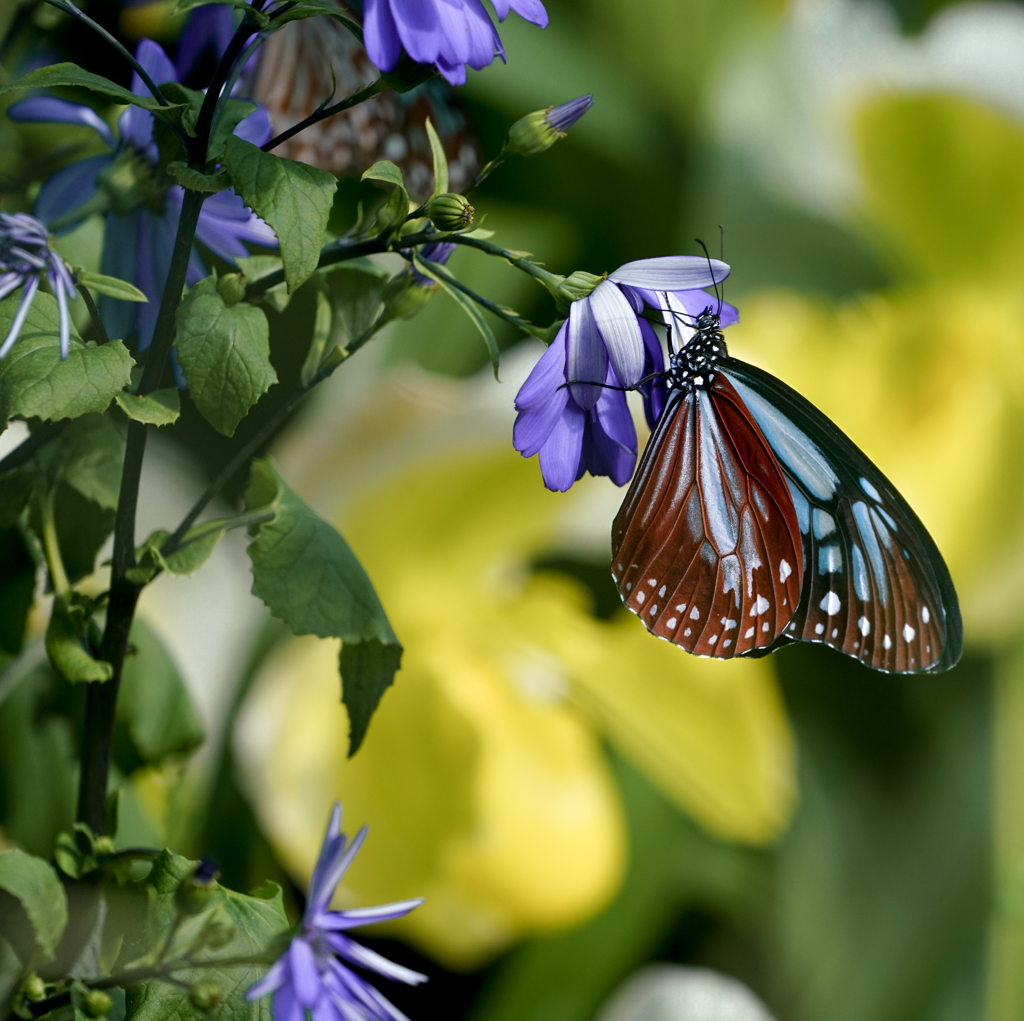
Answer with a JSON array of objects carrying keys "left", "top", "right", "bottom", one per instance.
[{"left": 667, "top": 306, "right": 726, "bottom": 392}]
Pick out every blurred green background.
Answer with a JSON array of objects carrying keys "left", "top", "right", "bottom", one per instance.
[{"left": 4, "top": 0, "right": 1024, "bottom": 1018}]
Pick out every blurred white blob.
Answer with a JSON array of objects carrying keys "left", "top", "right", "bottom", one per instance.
[
  {"left": 713, "top": 0, "right": 1024, "bottom": 215},
  {"left": 595, "top": 965, "right": 775, "bottom": 1021}
]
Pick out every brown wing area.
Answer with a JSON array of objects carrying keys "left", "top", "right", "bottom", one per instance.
[
  {"left": 612, "top": 376, "right": 803, "bottom": 658},
  {"left": 781, "top": 494, "right": 948, "bottom": 672},
  {"left": 247, "top": 2, "right": 479, "bottom": 195}
]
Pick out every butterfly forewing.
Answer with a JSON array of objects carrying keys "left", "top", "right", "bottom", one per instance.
[
  {"left": 612, "top": 375, "right": 803, "bottom": 657},
  {"left": 722, "top": 360, "right": 961, "bottom": 673}
]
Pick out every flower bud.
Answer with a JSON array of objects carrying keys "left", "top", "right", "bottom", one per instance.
[
  {"left": 82, "top": 990, "right": 113, "bottom": 1018},
  {"left": 189, "top": 981, "right": 223, "bottom": 1011},
  {"left": 217, "top": 273, "right": 247, "bottom": 307},
  {"left": 176, "top": 856, "right": 220, "bottom": 915},
  {"left": 505, "top": 95, "right": 594, "bottom": 158},
  {"left": 96, "top": 151, "right": 165, "bottom": 216},
  {"left": 554, "top": 270, "right": 604, "bottom": 315},
  {"left": 425, "top": 193, "right": 474, "bottom": 232},
  {"left": 23, "top": 975, "right": 46, "bottom": 1002},
  {"left": 381, "top": 273, "right": 437, "bottom": 321}
]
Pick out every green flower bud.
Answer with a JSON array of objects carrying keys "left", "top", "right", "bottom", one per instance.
[
  {"left": 23, "top": 975, "right": 46, "bottom": 1002},
  {"left": 96, "top": 151, "right": 165, "bottom": 216},
  {"left": 425, "top": 193, "right": 474, "bottom": 232},
  {"left": 505, "top": 95, "right": 595, "bottom": 158},
  {"left": 554, "top": 270, "right": 604, "bottom": 315},
  {"left": 217, "top": 273, "right": 247, "bottom": 306},
  {"left": 176, "top": 857, "right": 220, "bottom": 915},
  {"left": 381, "top": 272, "right": 437, "bottom": 322},
  {"left": 82, "top": 989, "right": 113, "bottom": 1018},
  {"left": 92, "top": 836, "right": 116, "bottom": 856},
  {"left": 189, "top": 981, "right": 223, "bottom": 1011}
]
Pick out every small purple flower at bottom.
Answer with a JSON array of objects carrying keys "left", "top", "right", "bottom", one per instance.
[
  {"left": 247, "top": 804, "right": 426, "bottom": 1021},
  {"left": 0, "top": 212, "right": 78, "bottom": 359}
]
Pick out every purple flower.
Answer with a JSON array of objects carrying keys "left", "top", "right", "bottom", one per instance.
[
  {"left": 247, "top": 804, "right": 426, "bottom": 1021},
  {"left": 0, "top": 212, "right": 78, "bottom": 360},
  {"left": 364, "top": 0, "right": 549, "bottom": 86},
  {"left": 546, "top": 95, "right": 593, "bottom": 134},
  {"left": 411, "top": 240, "right": 456, "bottom": 286},
  {"left": 8, "top": 39, "right": 276, "bottom": 350},
  {"left": 513, "top": 255, "right": 738, "bottom": 492}
]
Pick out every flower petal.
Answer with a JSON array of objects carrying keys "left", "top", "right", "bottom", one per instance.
[
  {"left": 234, "top": 104, "right": 274, "bottom": 148},
  {"left": 326, "top": 934, "right": 428, "bottom": 985},
  {"left": 609, "top": 255, "right": 730, "bottom": 291},
  {"left": 567, "top": 295, "right": 607, "bottom": 410},
  {"left": 34, "top": 154, "right": 111, "bottom": 229},
  {"left": 538, "top": 399, "right": 585, "bottom": 492},
  {"left": 590, "top": 280, "right": 644, "bottom": 387},
  {"left": 505, "top": 0, "right": 549, "bottom": 26},
  {"left": 272, "top": 980, "right": 307, "bottom": 1021},
  {"left": 0, "top": 277, "right": 40, "bottom": 359},
  {"left": 98, "top": 209, "right": 142, "bottom": 343},
  {"left": 7, "top": 97, "right": 115, "bottom": 148},
  {"left": 289, "top": 937, "right": 323, "bottom": 1008},
  {"left": 514, "top": 322, "right": 567, "bottom": 410},
  {"left": 246, "top": 956, "right": 288, "bottom": 1001},
  {"left": 638, "top": 316, "right": 666, "bottom": 428},
  {"left": 315, "top": 898, "right": 425, "bottom": 931},
  {"left": 363, "top": 0, "right": 403, "bottom": 73}
]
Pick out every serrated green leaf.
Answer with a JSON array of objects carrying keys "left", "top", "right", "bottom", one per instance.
[
  {"left": 210, "top": 98, "right": 259, "bottom": 162},
  {"left": 119, "top": 850, "right": 287, "bottom": 1021},
  {"left": 425, "top": 117, "right": 448, "bottom": 198},
  {"left": 300, "top": 289, "right": 333, "bottom": 386},
  {"left": 36, "top": 414, "right": 124, "bottom": 510},
  {"left": 167, "top": 162, "right": 231, "bottom": 193},
  {"left": 117, "top": 618, "right": 203, "bottom": 765},
  {"left": 115, "top": 388, "right": 181, "bottom": 426},
  {"left": 0, "top": 63, "right": 185, "bottom": 117},
  {"left": 244, "top": 458, "right": 402, "bottom": 754},
  {"left": 361, "top": 160, "right": 405, "bottom": 189},
  {"left": 372, "top": 183, "right": 410, "bottom": 235},
  {"left": 175, "top": 279, "right": 277, "bottom": 437},
  {"left": 237, "top": 255, "right": 290, "bottom": 312},
  {"left": 414, "top": 254, "right": 500, "bottom": 377},
  {"left": 128, "top": 519, "right": 231, "bottom": 585},
  {"left": 320, "top": 263, "right": 390, "bottom": 350},
  {"left": 222, "top": 137, "right": 337, "bottom": 292},
  {"left": 0, "top": 849, "right": 68, "bottom": 961},
  {"left": 45, "top": 595, "right": 111, "bottom": 684},
  {"left": 75, "top": 271, "right": 148, "bottom": 303},
  {"left": 0, "top": 291, "right": 134, "bottom": 423},
  {"left": 45, "top": 486, "right": 115, "bottom": 582}
]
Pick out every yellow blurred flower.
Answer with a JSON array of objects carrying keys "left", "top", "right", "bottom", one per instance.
[{"left": 236, "top": 361, "right": 796, "bottom": 970}]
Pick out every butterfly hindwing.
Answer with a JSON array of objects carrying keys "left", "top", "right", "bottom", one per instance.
[
  {"left": 722, "top": 359, "right": 962, "bottom": 673},
  {"left": 612, "top": 374, "right": 804, "bottom": 657}
]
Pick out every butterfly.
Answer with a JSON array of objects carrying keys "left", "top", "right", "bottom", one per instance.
[
  {"left": 610, "top": 289, "right": 962, "bottom": 674},
  {"left": 244, "top": 0, "right": 480, "bottom": 196}
]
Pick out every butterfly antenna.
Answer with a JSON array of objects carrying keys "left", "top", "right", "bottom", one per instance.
[
  {"left": 717, "top": 224, "right": 725, "bottom": 316},
  {"left": 694, "top": 237, "right": 722, "bottom": 315}
]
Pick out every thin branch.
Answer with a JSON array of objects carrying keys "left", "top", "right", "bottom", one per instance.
[
  {"left": 0, "top": 421, "right": 65, "bottom": 475},
  {"left": 77, "top": 283, "right": 109, "bottom": 346},
  {"left": 261, "top": 78, "right": 387, "bottom": 153},
  {"left": 41, "top": 0, "right": 169, "bottom": 106}
]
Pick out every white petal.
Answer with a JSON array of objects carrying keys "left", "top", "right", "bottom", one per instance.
[
  {"left": 609, "top": 255, "right": 730, "bottom": 290},
  {"left": 589, "top": 280, "right": 644, "bottom": 386},
  {"left": 567, "top": 296, "right": 606, "bottom": 410}
]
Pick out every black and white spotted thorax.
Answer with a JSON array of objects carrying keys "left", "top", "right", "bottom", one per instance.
[{"left": 665, "top": 307, "right": 727, "bottom": 393}]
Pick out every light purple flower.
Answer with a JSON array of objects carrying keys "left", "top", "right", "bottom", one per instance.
[
  {"left": 8, "top": 38, "right": 276, "bottom": 350},
  {"left": 411, "top": 240, "right": 456, "bottom": 286},
  {"left": 0, "top": 212, "right": 78, "bottom": 360},
  {"left": 364, "top": 0, "right": 549, "bottom": 86},
  {"left": 545, "top": 94, "right": 593, "bottom": 134},
  {"left": 513, "top": 255, "right": 738, "bottom": 492},
  {"left": 247, "top": 804, "right": 426, "bottom": 1021}
]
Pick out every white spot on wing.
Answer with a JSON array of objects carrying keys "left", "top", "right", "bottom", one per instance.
[
  {"left": 724, "top": 618, "right": 737, "bottom": 631},
  {"left": 858, "top": 616, "right": 870, "bottom": 636},
  {"left": 647, "top": 578, "right": 657, "bottom": 587},
  {"left": 762, "top": 622, "right": 769, "bottom": 632},
  {"left": 744, "top": 627, "right": 755, "bottom": 639},
  {"left": 684, "top": 628, "right": 692, "bottom": 637},
  {"left": 922, "top": 606, "right": 930, "bottom": 623},
  {"left": 779, "top": 559, "right": 792, "bottom": 583},
  {"left": 751, "top": 595, "right": 770, "bottom": 616},
  {"left": 883, "top": 634, "right": 892, "bottom": 650},
  {"left": 723, "top": 639, "right": 732, "bottom": 648},
  {"left": 903, "top": 623, "right": 916, "bottom": 642},
  {"left": 815, "top": 623, "right": 824, "bottom": 635},
  {"left": 690, "top": 605, "right": 700, "bottom": 620},
  {"left": 820, "top": 591, "right": 841, "bottom": 615},
  {"left": 818, "top": 545, "right": 843, "bottom": 575},
  {"left": 658, "top": 585, "right": 666, "bottom": 598},
  {"left": 676, "top": 604, "right": 687, "bottom": 613},
  {"left": 860, "top": 477, "right": 882, "bottom": 501},
  {"left": 813, "top": 508, "right": 836, "bottom": 539},
  {"left": 637, "top": 591, "right": 645, "bottom": 604},
  {"left": 832, "top": 628, "right": 838, "bottom": 638},
  {"left": 625, "top": 582, "right": 632, "bottom": 591},
  {"left": 667, "top": 617, "right": 677, "bottom": 629},
  {"left": 708, "top": 634, "right": 718, "bottom": 645}
]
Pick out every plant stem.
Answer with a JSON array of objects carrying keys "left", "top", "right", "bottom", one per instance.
[
  {"left": 77, "top": 283, "right": 109, "bottom": 346},
  {"left": 39, "top": 489, "right": 70, "bottom": 597},
  {"left": 449, "top": 233, "right": 565, "bottom": 291},
  {"left": 41, "top": 0, "right": 169, "bottom": 106},
  {"left": 261, "top": 79, "right": 387, "bottom": 153}
]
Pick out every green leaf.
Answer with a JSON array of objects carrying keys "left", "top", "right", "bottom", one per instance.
[
  {"left": 115, "top": 388, "right": 181, "bottom": 426},
  {"left": 175, "top": 278, "right": 277, "bottom": 437},
  {"left": 236, "top": 255, "right": 290, "bottom": 312},
  {"left": 266, "top": 0, "right": 362, "bottom": 32},
  {"left": 372, "top": 183, "right": 410, "bottom": 235},
  {"left": 170, "top": 0, "right": 269, "bottom": 27},
  {"left": 119, "top": 850, "right": 288, "bottom": 1021},
  {"left": 0, "top": 468, "right": 33, "bottom": 529},
  {"left": 45, "top": 594, "right": 111, "bottom": 684},
  {"left": 75, "top": 271, "right": 148, "bottom": 303},
  {"left": 244, "top": 458, "right": 402, "bottom": 754},
  {"left": 425, "top": 117, "right": 449, "bottom": 198},
  {"left": 300, "top": 289, "right": 333, "bottom": 387},
  {"left": 317, "top": 263, "right": 390, "bottom": 354},
  {"left": 0, "top": 63, "right": 185, "bottom": 117},
  {"left": 166, "top": 162, "right": 231, "bottom": 194},
  {"left": 156, "top": 81, "right": 203, "bottom": 137},
  {"left": 36, "top": 413, "right": 124, "bottom": 510},
  {"left": 0, "top": 291, "right": 134, "bottom": 424},
  {"left": 414, "top": 254, "right": 500, "bottom": 378},
  {"left": 116, "top": 618, "right": 203, "bottom": 766},
  {"left": 128, "top": 520, "right": 230, "bottom": 586},
  {"left": 0, "top": 526, "right": 36, "bottom": 655},
  {"left": 222, "top": 137, "right": 337, "bottom": 292},
  {"left": 210, "top": 98, "right": 260, "bottom": 163},
  {"left": 45, "top": 485, "right": 115, "bottom": 582},
  {"left": 361, "top": 160, "right": 405, "bottom": 189},
  {"left": 0, "top": 849, "right": 68, "bottom": 962}
]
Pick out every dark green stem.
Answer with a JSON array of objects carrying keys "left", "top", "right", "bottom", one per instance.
[
  {"left": 41, "top": 0, "right": 169, "bottom": 106},
  {"left": 448, "top": 233, "right": 564, "bottom": 290},
  {"left": 261, "top": 79, "right": 387, "bottom": 153},
  {"left": 77, "top": 283, "right": 109, "bottom": 346}
]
